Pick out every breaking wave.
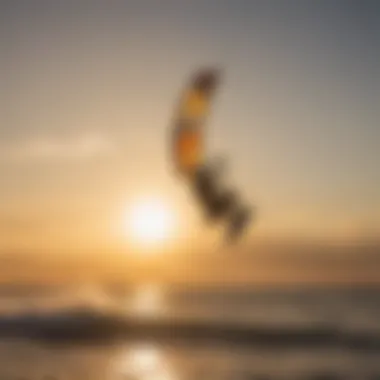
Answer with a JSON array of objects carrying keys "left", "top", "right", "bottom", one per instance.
[{"left": 0, "top": 307, "right": 379, "bottom": 351}]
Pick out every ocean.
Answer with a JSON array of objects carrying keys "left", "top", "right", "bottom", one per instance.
[{"left": 0, "top": 284, "right": 379, "bottom": 379}]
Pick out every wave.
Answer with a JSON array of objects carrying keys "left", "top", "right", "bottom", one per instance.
[{"left": 0, "top": 307, "right": 379, "bottom": 351}]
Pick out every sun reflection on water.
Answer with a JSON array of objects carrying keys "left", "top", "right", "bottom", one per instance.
[{"left": 114, "top": 344, "right": 175, "bottom": 380}]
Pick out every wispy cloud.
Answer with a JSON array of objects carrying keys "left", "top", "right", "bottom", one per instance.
[{"left": 0, "top": 132, "right": 117, "bottom": 163}]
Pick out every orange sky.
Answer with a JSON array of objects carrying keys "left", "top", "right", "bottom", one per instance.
[{"left": 1, "top": 2, "right": 379, "bottom": 285}]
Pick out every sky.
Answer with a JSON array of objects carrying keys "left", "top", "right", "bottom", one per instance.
[{"left": 0, "top": 0, "right": 379, "bottom": 284}]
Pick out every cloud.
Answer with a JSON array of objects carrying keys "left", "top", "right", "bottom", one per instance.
[{"left": 0, "top": 132, "right": 117, "bottom": 163}]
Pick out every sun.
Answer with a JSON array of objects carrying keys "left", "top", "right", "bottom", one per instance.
[{"left": 126, "top": 198, "right": 174, "bottom": 248}]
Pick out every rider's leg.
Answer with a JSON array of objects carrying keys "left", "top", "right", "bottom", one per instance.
[{"left": 192, "top": 164, "right": 220, "bottom": 217}]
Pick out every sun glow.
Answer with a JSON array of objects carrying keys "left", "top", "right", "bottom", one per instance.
[{"left": 126, "top": 198, "right": 174, "bottom": 249}]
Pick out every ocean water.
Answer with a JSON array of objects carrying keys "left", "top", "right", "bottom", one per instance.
[{"left": 0, "top": 284, "right": 379, "bottom": 380}]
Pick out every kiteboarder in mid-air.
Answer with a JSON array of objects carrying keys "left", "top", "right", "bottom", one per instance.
[
  {"left": 170, "top": 67, "right": 254, "bottom": 243},
  {"left": 192, "top": 159, "right": 253, "bottom": 242}
]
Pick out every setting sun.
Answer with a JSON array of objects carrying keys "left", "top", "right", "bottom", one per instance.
[{"left": 126, "top": 198, "right": 174, "bottom": 248}]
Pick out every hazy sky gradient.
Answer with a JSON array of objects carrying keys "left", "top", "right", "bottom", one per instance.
[{"left": 1, "top": 1, "right": 379, "bottom": 282}]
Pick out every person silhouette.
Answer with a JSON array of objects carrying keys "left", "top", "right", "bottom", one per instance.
[{"left": 192, "top": 159, "right": 253, "bottom": 242}]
